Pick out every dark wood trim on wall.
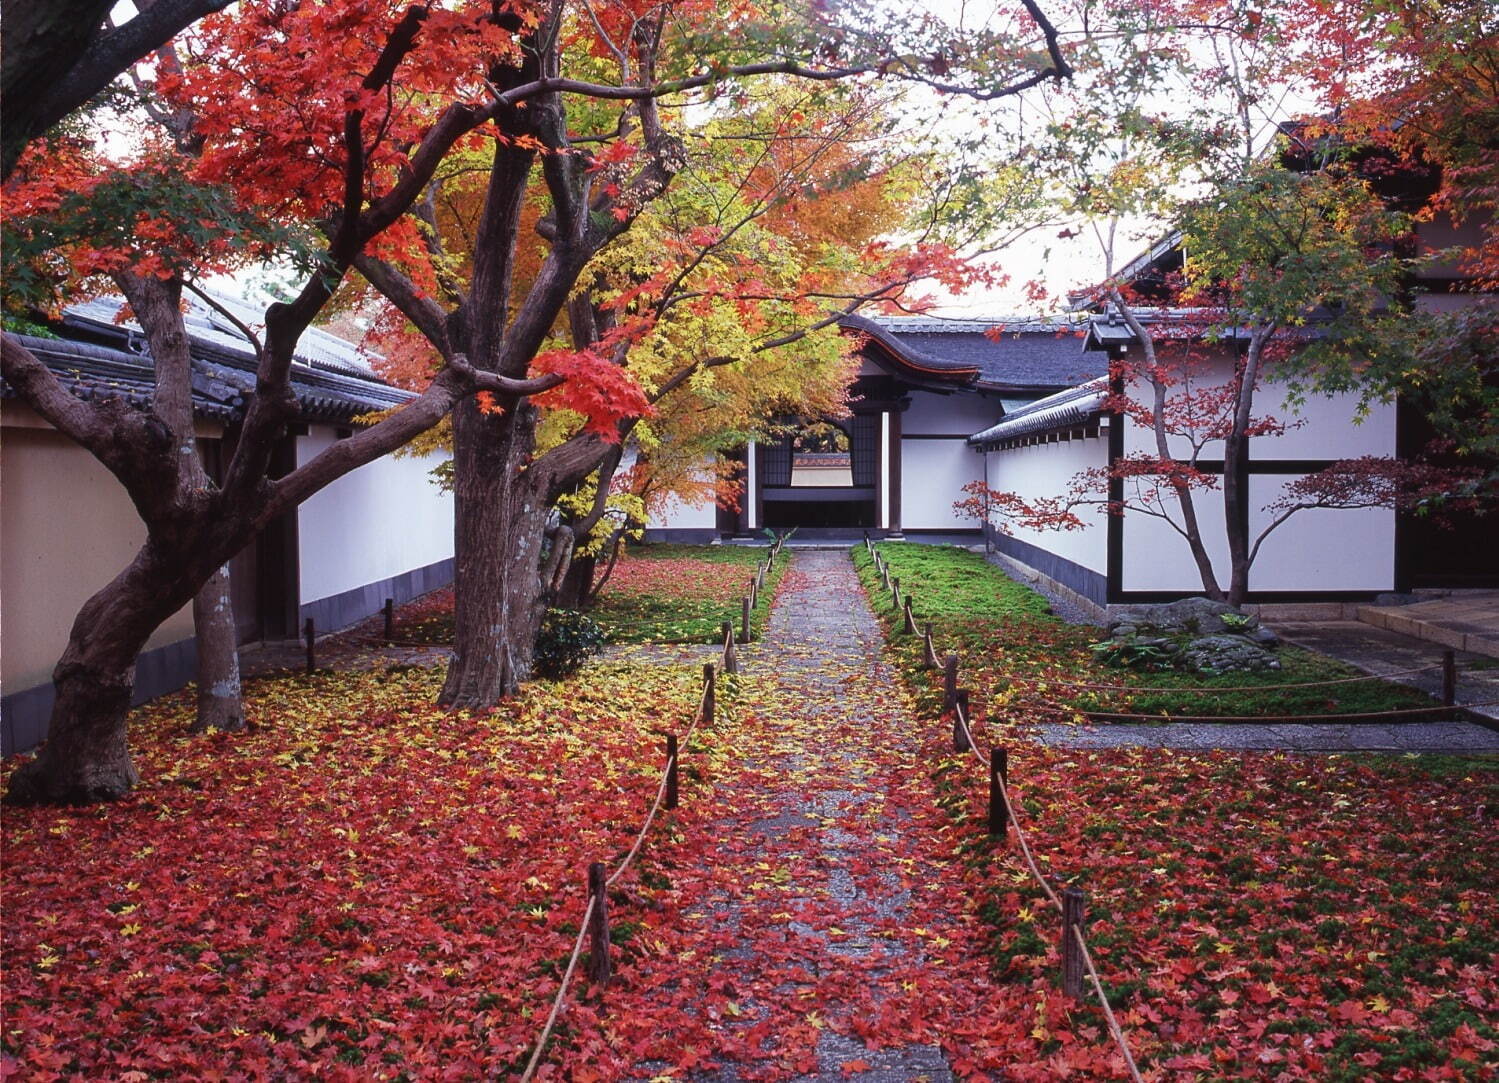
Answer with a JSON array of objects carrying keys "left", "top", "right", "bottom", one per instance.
[
  {"left": 901, "top": 433, "right": 974, "bottom": 440},
  {"left": 1105, "top": 365, "right": 1126, "bottom": 604},
  {"left": 889, "top": 407, "right": 903, "bottom": 533}
]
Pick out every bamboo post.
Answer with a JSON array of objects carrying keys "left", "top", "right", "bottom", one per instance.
[
  {"left": 721, "top": 622, "right": 739, "bottom": 674},
  {"left": 1442, "top": 649, "right": 1456, "bottom": 707},
  {"left": 1062, "top": 887, "right": 1085, "bottom": 1001},
  {"left": 665, "top": 734, "right": 679, "bottom": 811},
  {"left": 740, "top": 596, "right": 752, "bottom": 644},
  {"left": 989, "top": 746, "right": 1009, "bottom": 840},
  {"left": 953, "top": 689, "right": 971, "bottom": 752},
  {"left": 304, "top": 618, "right": 316, "bottom": 674},
  {"left": 943, "top": 653, "right": 958, "bottom": 716},
  {"left": 703, "top": 662, "right": 716, "bottom": 721},
  {"left": 586, "top": 862, "right": 612, "bottom": 987},
  {"left": 383, "top": 597, "right": 395, "bottom": 642}
]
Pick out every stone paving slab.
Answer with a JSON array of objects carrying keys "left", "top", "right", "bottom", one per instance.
[
  {"left": 1357, "top": 590, "right": 1499, "bottom": 660},
  {"left": 1033, "top": 719, "right": 1499, "bottom": 752}
]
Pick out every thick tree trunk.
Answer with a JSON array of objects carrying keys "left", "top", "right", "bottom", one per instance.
[
  {"left": 190, "top": 563, "right": 244, "bottom": 732},
  {"left": 440, "top": 399, "right": 552, "bottom": 706}
]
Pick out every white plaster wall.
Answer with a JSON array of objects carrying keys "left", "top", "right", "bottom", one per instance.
[
  {"left": 296, "top": 429, "right": 454, "bottom": 605},
  {"left": 1118, "top": 474, "right": 1395, "bottom": 592},
  {"left": 1, "top": 416, "right": 197, "bottom": 692},
  {"left": 653, "top": 490, "right": 718, "bottom": 529},
  {"left": 1247, "top": 475, "right": 1395, "bottom": 591},
  {"left": 903, "top": 391, "right": 1003, "bottom": 435},
  {"left": 1121, "top": 348, "right": 1396, "bottom": 462},
  {"left": 1120, "top": 494, "right": 1233, "bottom": 592},
  {"left": 1255, "top": 384, "right": 1395, "bottom": 460},
  {"left": 985, "top": 439, "right": 1109, "bottom": 574},
  {"left": 900, "top": 440, "right": 984, "bottom": 529}
]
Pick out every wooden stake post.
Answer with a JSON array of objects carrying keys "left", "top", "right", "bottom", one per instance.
[
  {"left": 721, "top": 621, "right": 739, "bottom": 674},
  {"left": 903, "top": 597, "right": 918, "bottom": 635},
  {"left": 702, "top": 662, "right": 716, "bottom": 720},
  {"left": 741, "top": 596, "right": 753, "bottom": 644},
  {"left": 1062, "top": 887, "right": 1085, "bottom": 1001},
  {"left": 665, "top": 734, "right": 679, "bottom": 810},
  {"left": 1442, "top": 649, "right": 1457, "bottom": 706},
  {"left": 304, "top": 618, "right": 316, "bottom": 674},
  {"left": 953, "top": 689, "right": 971, "bottom": 752},
  {"left": 586, "top": 862, "right": 611, "bottom": 986},
  {"left": 383, "top": 597, "right": 395, "bottom": 642},
  {"left": 989, "top": 746, "right": 1009, "bottom": 840}
]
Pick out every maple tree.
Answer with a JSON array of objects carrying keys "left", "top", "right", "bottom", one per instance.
[
  {"left": 339, "top": 4, "right": 1068, "bottom": 706},
  {"left": 963, "top": 0, "right": 1476, "bottom": 606},
  {"left": 2, "top": 0, "right": 1070, "bottom": 802},
  {"left": 1, "top": 3, "right": 569, "bottom": 803}
]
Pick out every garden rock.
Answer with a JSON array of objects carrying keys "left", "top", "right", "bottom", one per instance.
[
  {"left": 1182, "top": 634, "right": 1282, "bottom": 674},
  {"left": 1108, "top": 597, "right": 1258, "bottom": 638}
]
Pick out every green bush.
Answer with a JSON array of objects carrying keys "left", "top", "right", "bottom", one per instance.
[{"left": 533, "top": 608, "right": 606, "bottom": 678}]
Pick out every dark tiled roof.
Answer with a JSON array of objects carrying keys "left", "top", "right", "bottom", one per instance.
[
  {"left": 969, "top": 378, "right": 1109, "bottom": 446},
  {"left": 846, "top": 314, "right": 1106, "bottom": 393},
  {"left": 4, "top": 298, "right": 411, "bottom": 423}
]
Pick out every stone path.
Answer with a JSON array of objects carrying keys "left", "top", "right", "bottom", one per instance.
[
  {"left": 1033, "top": 717, "right": 1499, "bottom": 752},
  {"left": 633, "top": 549, "right": 955, "bottom": 1081}
]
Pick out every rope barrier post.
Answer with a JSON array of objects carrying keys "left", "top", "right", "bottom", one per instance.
[
  {"left": 721, "top": 622, "right": 739, "bottom": 674},
  {"left": 665, "top": 734, "right": 679, "bottom": 811},
  {"left": 903, "top": 597, "right": 918, "bottom": 635},
  {"left": 989, "top": 746, "right": 1008, "bottom": 841},
  {"left": 891, "top": 578, "right": 901, "bottom": 611},
  {"left": 943, "top": 653, "right": 959, "bottom": 716},
  {"left": 703, "top": 662, "right": 716, "bottom": 721},
  {"left": 586, "top": 863, "right": 611, "bottom": 987},
  {"left": 922, "top": 623, "right": 939, "bottom": 669},
  {"left": 1062, "top": 887, "right": 1086, "bottom": 1000},
  {"left": 954, "top": 689, "right": 972, "bottom": 752},
  {"left": 740, "top": 596, "right": 753, "bottom": 644},
  {"left": 383, "top": 597, "right": 395, "bottom": 642},
  {"left": 748, "top": 577, "right": 758, "bottom": 611},
  {"left": 303, "top": 618, "right": 316, "bottom": 674},
  {"left": 1442, "top": 649, "right": 1456, "bottom": 707}
]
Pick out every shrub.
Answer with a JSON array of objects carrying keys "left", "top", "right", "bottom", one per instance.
[{"left": 533, "top": 608, "right": 606, "bottom": 678}]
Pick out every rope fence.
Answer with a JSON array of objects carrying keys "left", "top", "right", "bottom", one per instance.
[
  {"left": 517, "top": 535, "right": 790, "bottom": 1077},
  {"left": 516, "top": 659, "right": 723, "bottom": 1080},
  {"left": 863, "top": 538, "right": 1493, "bottom": 1080},
  {"left": 864, "top": 538, "right": 1144, "bottom": 1077}
]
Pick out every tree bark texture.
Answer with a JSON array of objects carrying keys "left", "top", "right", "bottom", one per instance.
[
  {"left": 190, "top": 563, "right": 244, "bottom": 733},
  {"left": 439, "top": 400, "right": 552, "bottom": 706},
  {"left": 116, "top": 273, "right": 245, "bottom": 734}
]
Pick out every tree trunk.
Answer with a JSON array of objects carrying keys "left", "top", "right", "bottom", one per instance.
[
  {"left": 555, "top": 552, "right": 597, "bottom": 610},
  {"left": 439, "top": 399, "right": 552, "bottom": 706},
  {"left": 190, "top": 563, "right": 244, "bottom": 732},
  {"left": 1222, "top": 333, "right": 1268, "bottom": 608},
  {"left": 116, "top": 272, "right": 245, "bottom": 733}
]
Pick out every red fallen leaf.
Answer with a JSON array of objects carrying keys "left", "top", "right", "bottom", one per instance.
[{"left": 840, "top": 1059, "right": 871, "bottom": 1075}]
